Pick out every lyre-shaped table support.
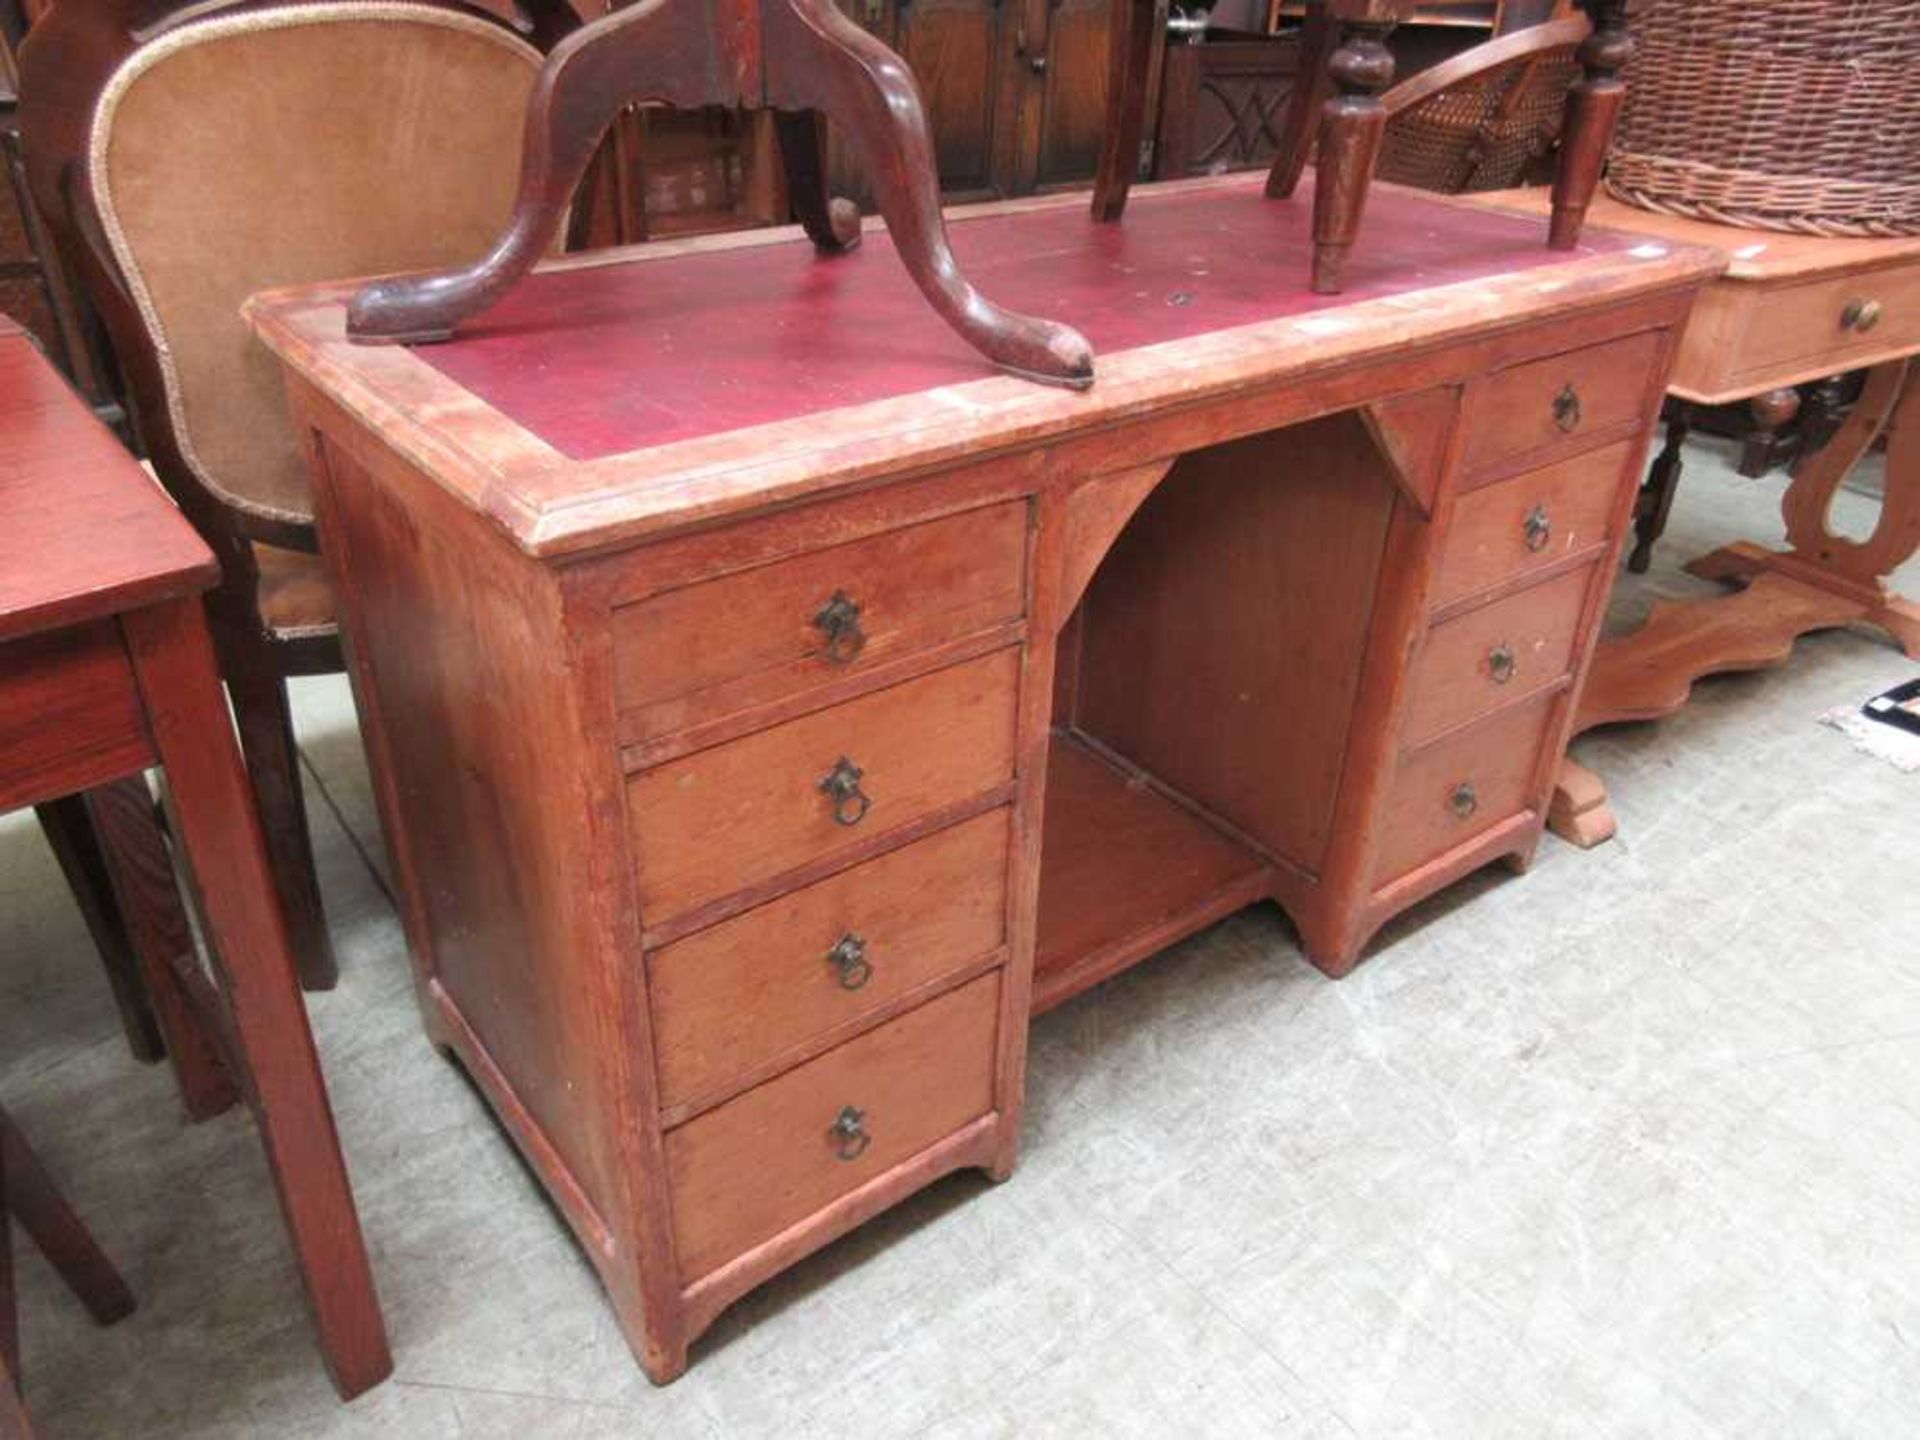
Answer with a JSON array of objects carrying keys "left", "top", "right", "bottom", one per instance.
[{"left": 349, "top": 0, "right": 1094, "bottom": 389}]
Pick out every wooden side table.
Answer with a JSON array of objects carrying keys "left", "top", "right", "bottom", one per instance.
[
  {"left": 1469, "top": 192, "right": 1920, "bottom": 847},
  {"left": 0, "top": 320, "right": 390, "bottom": 1399}
]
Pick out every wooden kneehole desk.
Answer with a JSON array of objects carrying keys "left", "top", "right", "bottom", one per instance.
[{"left": 247, "top": 175, "right": 1720, "bottom": 1381}]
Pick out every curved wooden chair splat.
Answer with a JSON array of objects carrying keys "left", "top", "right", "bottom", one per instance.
[{"left": 349, "top": 0, "right": 1095, "bottom": 389}]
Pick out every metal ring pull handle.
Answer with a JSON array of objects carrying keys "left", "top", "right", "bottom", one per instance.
[
  {"left": 1487, "top": 644, "right": 1517, "bottom": 685},
  {"left": 1553, "top": 382, "right": 1582, "bottom": 433},
  {"left": 813, "top": 591, "right": 867, "bottom": 664},
  {"left": 827, "top": 933, "right": 873, "bottom": 990},
  {"left": 1841, "top": 298, "right": 1883, "bottom": 334},
  {"left": 830, "top": 1105, "right": 872, "bottom": 1161},
  {"left": 1523, "top": 503, "right": 1552, "bottom": 554},
  {"left": 819, "top": 756, "right": 872, "bottom": 826},
  {"left": 1449, "top": 781, "right": 1479, "bottom": 820}
]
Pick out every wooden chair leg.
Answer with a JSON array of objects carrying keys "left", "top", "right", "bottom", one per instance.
[
  {"left": 31, "top": 794, "right": 163, "bottom": 1064},
  {"left": 83, "top": 779, "right": 239, "bottom": 1122},
  {"left": 227, "top": 665, "right": 337, "bottom": 992},
  {"left": 1310, "top": 19, "right": 1396, "bottom": 295},
  {"left": 1629, "top": 401, "right": 1690, "bottom": 574},
  {"left": 765, "top": 0, "right": 1094, "bottom": 387},
  {"left": 773, "top": 110, "right": 862, "bottom": 251},
  {"left": 1549, "top": 0, "right": 1630, "bottom": 250},
  {"left": 1091, "top": 0, "right": 1158, "bottom": 222},
  {"left": 123, "top": 598, "right": 390, "bottom": 1400},
  {"left": 0, "top": 1357, "right": 33, "bottom": 1440},
  {"left": 0, "top": 1110, "right": 136, "bottom": 1328},
  {"left": 1264, "top": 2, "right": 1336, "bottom": 200}
]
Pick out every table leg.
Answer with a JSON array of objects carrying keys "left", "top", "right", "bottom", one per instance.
[
  {"left": 1628, "top": 400, "right": 1691, "bottom": 574},
  {"left": 118, "top": 597, "right": 391, "bottom": 1400},
  {"left": 1549, "top": 357, "right": 1918, "bottom": 848}
]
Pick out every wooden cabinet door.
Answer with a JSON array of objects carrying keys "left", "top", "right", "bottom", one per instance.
[
  {"left": 828, "top": 0, "right": 1015, "bottom": 204},
  {"left": 1018, "top": 0, "right": 1120, "bottom": 192}
]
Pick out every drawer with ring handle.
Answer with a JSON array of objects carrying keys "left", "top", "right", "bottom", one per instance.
[
  {"left": 646, "top": 811, "right": 1010, "bottom": 1115},
  {"left": 1405, "top": 565, "right": 1589, "bottom": 747},
  {"left": 663, "top": 972, "right": 1000, "bottom": 1282},
  {"left": 1435, "top": 441, "right": 1629, "bottom": 608},
  {"left": 1462, "top": 331, "right": 1660, "bottom": 475},
  {"left": 627, "top": 649, "right": 1019, "bottom": 922},
  {"left": 1375, "top": 691, "right": 1560, "bottom": 884}
]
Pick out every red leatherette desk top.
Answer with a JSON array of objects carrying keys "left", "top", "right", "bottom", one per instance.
[{"left": 245, "top": 173, "right": 1720, "bottom": 559}]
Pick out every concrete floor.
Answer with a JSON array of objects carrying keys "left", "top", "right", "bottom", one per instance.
[{"left": 3, "top": 438, "right": 1917, "bottom": 1439}]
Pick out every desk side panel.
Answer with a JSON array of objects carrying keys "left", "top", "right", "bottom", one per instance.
[{"left": 291, "top": 382, "right": 642, "bottom": 1261}]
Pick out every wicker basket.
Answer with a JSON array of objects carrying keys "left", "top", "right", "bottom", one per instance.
[{"left": 1606, "top": 0, "right": 1920, "bottom": 238}]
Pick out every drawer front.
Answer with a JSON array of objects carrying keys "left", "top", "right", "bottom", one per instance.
[
  {"left": 1733, "top": 266, "right": 1920, "bottom": 382},
  {"left": 628, "top": 648, "right": 1021, "bottom": 923},
  {"left": 1404, "top": 565, "right": 1591, "bottom": 748},
  {"left": 648, "top": 809, "right": 1011, "bottom": 1113},
  {"left": 1435, "top": 442, "right": 1629, "bottom": 609},
  {"left": 665, "top": 971, "right": 1000, "bottom": 1281},
  {"left": 0, "top": 622, "right": 150, "bottom": 813},
  {"left": 1374, "top": 693, "right": 1557, "bottom": 885},
  {"left": 613, "top": 501, "right": 1027, "bottom": 739},
  {"left": 1462, "top": 331, "right": 1660, "bottom": 476}
]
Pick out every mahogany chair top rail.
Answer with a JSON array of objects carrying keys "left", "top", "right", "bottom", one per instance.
[
  {"left": 1377, "top": 12, "right": 1590, "bottom": 116},
  {"left": 0, "top": 317, "right": 215, "bottom": 641},
  {"left": 246, "top": 175, "right": 1723, "bottom": 564}
]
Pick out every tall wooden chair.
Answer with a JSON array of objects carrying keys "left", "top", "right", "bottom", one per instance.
[
  {"left": 16, "top": 0, "right": 578, "bottom": 991},
  {"left": 1, "top": 1105, "right": 137, "bottom": 1440},
  {"left": 1095, "top": 1, "right": 1631, "bottom": 294}
]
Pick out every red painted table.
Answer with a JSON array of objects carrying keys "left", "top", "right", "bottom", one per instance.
[{"left": 0, "top": 319, "right": 390, "bottom": 1400}]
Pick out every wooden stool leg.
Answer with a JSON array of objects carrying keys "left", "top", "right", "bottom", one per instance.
[
  {"left": 1629, "top": 401, "right": 1691, "bottom": 574},
  {"left": 227, "top": 667, "right": 336, "bottom": 992},
  {"left": 0, "top": 1357, "right": 33, "bottom": 1440},
  {"left": 765, "top": 0, "right": 1094, "bottom": 387},
  {"left": 83, "top": 780, "right": 239, "bottom": 1122},
  {"left": 31, "top": 794, "right": 163, "bottom": 1064},
  {"left": 1264, "top": 2, "right": 1336, "bottom": 200},
  {"left": 773, "top": 111, "right": 862, "bottom": 252},
  {"left": 121, "top": 599, "right": 391, "bottom": 1401},
  {"left": 1091, "top": 0, "right": 1158, "bottom": 222},
  {"left": 0, "top": 1111, "right": 136, "bottom": 1329},
  {"left": 1310, "top": 19, "right": 1395, "bottom": 295},
  {"left": 1549, "top": 0, "right": 1630, "bottom": 251}
]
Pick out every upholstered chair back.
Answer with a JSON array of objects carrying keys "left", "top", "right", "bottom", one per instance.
[{"left": 87, "top": 5, "right": 543, "bottom": 526}]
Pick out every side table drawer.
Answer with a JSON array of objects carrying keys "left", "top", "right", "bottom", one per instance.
[
  {"left": 628, "top": 647, "right": 1020, "bottom": 924},
  {"left": 1462, "top": 331, "right": 1660, "bottom": 476},
  {"left": 614, "top": 501, "right": 1027, "bottom": 741},
  {"left": 1734, "top": 266, "right": 1920, "bottom": 381},
  {"left": 1404, "top": 565, "right": 1590, "bottom": 748},
  {"left": 648, "top": 809, "right": 1011, "bottom": 1115},
  {"left": 0, "top": 621, "right": 151, "bottom": 813},
  {"left": 1374, "top": 693, "right": 1557, "bottom": 885},
  {"left": 664, "top": 971, "right": 1000, "bottom": 1282},
  {"left": 1435, "top": 442, "right": 1628, "bottom": 609}
]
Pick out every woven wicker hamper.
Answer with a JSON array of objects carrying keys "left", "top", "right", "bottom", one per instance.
[{"left": 1606, "top": 0, "right": 1920, "bottom": 237}]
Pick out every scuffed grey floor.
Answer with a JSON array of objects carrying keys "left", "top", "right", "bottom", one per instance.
[{"left": 3, "top": 439, "right": 1917, "bottom": 1439}]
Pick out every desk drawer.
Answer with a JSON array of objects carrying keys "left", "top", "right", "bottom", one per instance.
[
  {"left": 648, "top": 809, "right": 1011, "bottom": 1114},
  {"left": 0, "top": 621, "right": 150, "bottom": 814},
  {"left": 628, "top": 648, "right": 1020, "bottom": 924},
  {"left": 1733, "top": 266, "right": 1920, "bottom": 381},
  {"left": 1405, "top": 565, "right": 1590, "bottom": 748},
  {"left": 1462, "top": 332, "right": 1660, "bottom": 476},
  {"left": 1375, "top": 692, "right": 1557, "bottom": 885},
  {"left": 613, "top": 502, "right": 1027, "bottom": 741},
  {"left": 665, "top": 971, "right": 1000, "bottom": 1282},
  {"left": 1435, "top": 442, "right": 1628, "bottom": 608}
]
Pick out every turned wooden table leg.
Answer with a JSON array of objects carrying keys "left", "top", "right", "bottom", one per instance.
[
  {"left": 1092, "top": 0, "right": 1160, "bottom": 222},
  {"left": 1629, "top": 400, "right": 1691, "bottom": 574},
  {"left": 773, "top": 111, "right": 862, "bottom": 252},
  {"left": 1736, "top": 385, "right": 1802, "bottom": 479},
  {"left": 1309, "top": 17, "right": 1395, "bottom": 294},
  {"left": 1550, "top": 0, "right": 1630, "bottom": 251},
  {"left": 765, "top": 0, "right": 1094, "bottom": 386},
  {"left": 120, "top": 597, "right": 391, "bottom": 1400}
]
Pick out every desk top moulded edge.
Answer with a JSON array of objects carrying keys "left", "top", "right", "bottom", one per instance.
[{"left": 244, "top": 176, "right": 1724, "bottom": 565}]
